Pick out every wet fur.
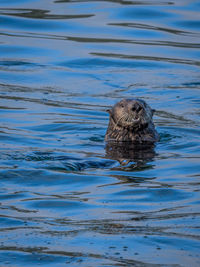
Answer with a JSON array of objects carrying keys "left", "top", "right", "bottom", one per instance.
[{"left": 105, "top": 99, "right": 159, "bottom": 143}]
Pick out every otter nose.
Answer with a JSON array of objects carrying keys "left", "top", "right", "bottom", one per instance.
[{"left": 131, "top": 103, "right": 142, "bottom": 112}]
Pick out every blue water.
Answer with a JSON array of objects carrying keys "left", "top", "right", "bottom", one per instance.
[{"left": 0, "top": 0, "right": 200, "bottom": 266}]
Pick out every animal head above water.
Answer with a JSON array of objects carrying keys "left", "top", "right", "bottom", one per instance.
[{"left": 105, "top": 98, "right": 159, "bottom": 143}]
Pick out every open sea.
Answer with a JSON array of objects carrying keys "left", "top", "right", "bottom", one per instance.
[{"left": 0, "top": 0, "right": 200, "bottom": 266}]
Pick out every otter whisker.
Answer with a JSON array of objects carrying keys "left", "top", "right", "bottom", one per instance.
[
  {"left": 124, "top": 114, "right": 130, "bottom": 122},
  {"left": 112, "top": 113, "right": 127, "bottom": 131}
]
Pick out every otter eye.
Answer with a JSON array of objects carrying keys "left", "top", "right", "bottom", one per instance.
[{"left": 120, "top": 104, "right": 124, "bottom": 108}]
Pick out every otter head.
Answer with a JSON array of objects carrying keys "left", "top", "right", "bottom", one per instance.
[
  {"left": 105, "top": 98, "right": 159, "bottom": 143},
  {"left": 107, "top": 98, "right": 154, "bottom": 130}
]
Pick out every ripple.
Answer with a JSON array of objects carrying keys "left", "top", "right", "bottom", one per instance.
[
  {"left": 0, "top": 60, "right": 44, "bottom": 71},
  {"left": 114, "top": 188, "right": 193, "bottom": 202},
  {"left": 119, "top": 7, "right": 173, "bottom": 20},
  {"left": 108, "top": 22, "right": 194, "bottom": 36},
  {"left": 176, "top": 20, "right": 200, "bottom": 31},
  {"left": 61, "top": 57, "right": 166, "bottom": 69},
  {"left": 0, "top": 8, "right": 94, "bottom": 20},
  {"left": 91, "top": 52, "right": 200, "bottom": 67},
  {"left": 30, "top": 199, "right": 89, "bottom": 210}
]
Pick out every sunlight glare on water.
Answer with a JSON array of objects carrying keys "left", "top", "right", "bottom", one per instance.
[{"left": 0, "top": 0, "right": 200, "bottom": 266}]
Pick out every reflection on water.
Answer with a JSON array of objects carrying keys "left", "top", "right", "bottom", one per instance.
[{"left": 0, "top": 0, "right": 200, "bottom": 266}]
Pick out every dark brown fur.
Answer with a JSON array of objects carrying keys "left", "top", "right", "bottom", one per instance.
[{"left": 105, "top": 98, "right": 159, "bottom": 144}]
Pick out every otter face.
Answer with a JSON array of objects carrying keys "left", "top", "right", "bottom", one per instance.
[{"left": 108, "top": 98, "right": 154, "bottom": 129}]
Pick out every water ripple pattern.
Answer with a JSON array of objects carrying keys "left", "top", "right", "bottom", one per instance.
[{"left": 0, "top": 0, "right": 200, "bottom": 266}]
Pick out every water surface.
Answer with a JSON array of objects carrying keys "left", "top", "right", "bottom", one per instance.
[{"left": 0, "top": 0, "right": 200, "bottom": 266}]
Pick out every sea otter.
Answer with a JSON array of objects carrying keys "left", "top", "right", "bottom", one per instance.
[{"left": 105, "top": 98, "right": 159, "bottom": 143}]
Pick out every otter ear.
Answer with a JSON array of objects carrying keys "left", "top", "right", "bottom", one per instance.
[{"left": 106, "top": 109, "right": 113, "bottom": 115}]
